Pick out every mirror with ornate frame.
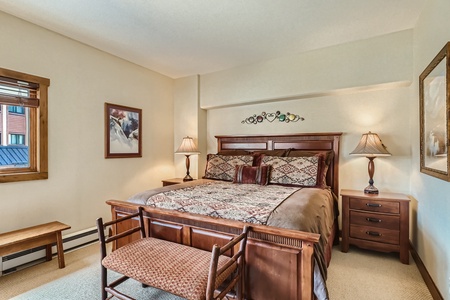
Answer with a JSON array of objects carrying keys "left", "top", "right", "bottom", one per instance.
[{"left": 419, "top": 42, "right": 450, "bottom": 181}]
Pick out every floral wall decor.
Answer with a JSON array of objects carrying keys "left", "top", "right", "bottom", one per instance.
[{"left": 242, "top": 111, "right": 305, "bottom": 125}]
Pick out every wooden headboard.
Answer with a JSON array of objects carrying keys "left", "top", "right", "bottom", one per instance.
[{"left": 215, "top": 132, "right": 342, "bottom": 196}]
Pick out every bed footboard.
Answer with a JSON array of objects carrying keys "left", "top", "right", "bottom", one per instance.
[{"left": 107, "top": 200, "right": 319, "bottom": 300}]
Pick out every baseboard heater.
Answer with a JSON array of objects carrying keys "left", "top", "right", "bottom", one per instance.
[{"left": 0, "top": 226, "right": 99, "bottom": 276}]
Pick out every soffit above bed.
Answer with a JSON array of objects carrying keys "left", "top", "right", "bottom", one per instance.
[{"left": 0, "top": 0, "right": 427, "bottom": 79}]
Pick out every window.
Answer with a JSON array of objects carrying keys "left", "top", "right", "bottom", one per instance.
[
  {"left": 8, "top": 106, "right": 25, "bottom": 114},
  {"left": 9, "top": 134, "right": 26, "bottom": 145},
  {"left": 0, "top": 67, "right": 50, "bottom": 182}
]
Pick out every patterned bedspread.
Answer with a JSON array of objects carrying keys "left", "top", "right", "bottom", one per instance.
[
  {"left": 127, "top": 179, "right": 336, "bottom": 300},
  {"left": 145, "top": 182, "right": 300, "bottom": 225}
]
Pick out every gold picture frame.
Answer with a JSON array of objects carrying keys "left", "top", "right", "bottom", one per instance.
[
  {"left": 419, "top": 42, "right": 450, "bottom": 181},
  {"left": 105, "top": 102, "right": 142, "bottom": 158}
]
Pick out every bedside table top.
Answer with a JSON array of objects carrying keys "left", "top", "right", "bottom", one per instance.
[
  {"left": 162, "top": 178, "right": 185, "bottom": 183},
  {"left": 340, "top": 189, "right": 410, "bottom": 201},
  {"left": 162, "top": 178, "right": 197, "bottom": 184}
]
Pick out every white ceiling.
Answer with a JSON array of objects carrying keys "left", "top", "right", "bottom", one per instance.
[{"left": 0, "top": 0, "right": 427, "bottom": 79}]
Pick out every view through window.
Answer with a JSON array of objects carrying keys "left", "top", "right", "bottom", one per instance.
[{"left": 0, "top": 68, "right": 49, "bottom": 182}]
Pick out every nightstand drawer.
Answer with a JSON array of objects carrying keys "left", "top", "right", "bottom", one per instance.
[
  {"left": 350, "top": 211, "right": 400, "bottom": 230},
  {"left": 349, "top": 198, "right": 399, "bottom": 214},
  {"left": 350, "top": 225, "right": 399, "bottom": 245}
]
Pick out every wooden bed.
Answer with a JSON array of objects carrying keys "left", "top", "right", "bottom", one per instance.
[{"left": 106, "top": 132, "right": 342, "bottom": 300}]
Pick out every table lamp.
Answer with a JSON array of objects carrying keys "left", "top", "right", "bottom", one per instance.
[
  {"left": 175, "top": 136, "right": 200, "bottom": 181},
  {"left": 350, "top": 131, "right": 391, "bottom": 194}
]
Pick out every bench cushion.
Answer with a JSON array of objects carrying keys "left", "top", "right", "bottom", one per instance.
[{"left": 102, "top": 237, "right": 236, "bottom": 300}]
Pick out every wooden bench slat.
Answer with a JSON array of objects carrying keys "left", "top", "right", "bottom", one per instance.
[{"left": 0, "top": 235, "right": 58, "bottom": 256}]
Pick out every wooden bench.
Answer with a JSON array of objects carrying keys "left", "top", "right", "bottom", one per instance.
[{"left": 0, "top": 221, "right": 71, "bottom": 273}]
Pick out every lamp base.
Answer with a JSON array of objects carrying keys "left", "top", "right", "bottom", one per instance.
[
  {"left": 364, "top": 184, "right": 379, "bottom": 194},
  {"left": 183, "top": 154, "right": 193, "bottom": 181},
  {"left": 183, "top": 174, "right": 193, "bottom": 181}
]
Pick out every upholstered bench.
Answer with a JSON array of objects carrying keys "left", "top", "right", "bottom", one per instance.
[
  {"left": 97, "top": 207, "right": 249, "bottom": 300},
  {"left": 103, "top": 237, "right": 238, "bottom": 299},
  {"left": 0, "top": 221, "right": 71, "bottom": 274}
]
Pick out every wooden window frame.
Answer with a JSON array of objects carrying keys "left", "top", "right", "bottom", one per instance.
[{"left": 0, "top": 67, "right": 49, "bottom": 183}]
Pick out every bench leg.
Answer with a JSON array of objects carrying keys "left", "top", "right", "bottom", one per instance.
[
  {"left": 45, "top": 244, "right": 52, "bottom": 261},
  {"left": 55, "top": 231, "right": 65, "bottom": 268}
]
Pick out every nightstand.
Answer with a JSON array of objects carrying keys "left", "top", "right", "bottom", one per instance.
[
  {"left": 162, "top": 178, "right": 196, "bottom": 187},
  {"left": 340, "top": 189, "right": 410, "bottom": 264}
]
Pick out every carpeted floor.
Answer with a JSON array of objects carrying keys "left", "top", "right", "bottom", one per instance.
[
  {"left": 327, "top": 246, "right": 433, "bottom": 300},
  {"left": 0, "top": 242, "right": 433, "bottom": 300}
]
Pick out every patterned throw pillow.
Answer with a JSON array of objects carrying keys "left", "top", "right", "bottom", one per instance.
[
  {"left": 233, "top": 165, "right": 271, "bottom": 185},
  {"left": 261, "top": 156, "right": 320, "bottom": 186},
  {"left": 286, "top": 150, "right": 334, "bottom": 187},
  {"left": 204, "top": 154, "right": 254, "bottom": 181}
]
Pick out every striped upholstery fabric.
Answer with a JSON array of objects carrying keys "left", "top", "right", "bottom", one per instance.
[
  {"left": 102, "top": 237, "right": 236, "bottom": 300},
  {"left": 233, "top": 165, "right": 270, "bottom": 185}
]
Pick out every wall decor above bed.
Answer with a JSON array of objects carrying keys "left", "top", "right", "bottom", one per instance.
[
  {"left": 241, "top": 111, "right": 304, "bottom": 124},
  {"left": 105, "top": 102, "right": 142, "bottom": 158}
]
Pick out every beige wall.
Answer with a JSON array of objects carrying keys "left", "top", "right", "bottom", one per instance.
[
  {"left": 0, "top": 12, "right": 175, "bottom": 234},
  {"left": 200, "top": 30, "right": 412, "bottom": 109},
  {"left": 200, "top": 31, "right": 413, "bottom": 197},
  {"left": 173, "top": 75, "right": 207, "bottom": 179},
  {"left": 412, "top": 0, "right": 450, "bottom": 298}
]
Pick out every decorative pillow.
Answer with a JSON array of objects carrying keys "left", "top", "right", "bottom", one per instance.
[
  {"left": 261, "top": 156, "right": 320, "bottom": 186},
  {"left": 233, "top": 165, "right": 271, "bottom": 185},
  {"left": 204, "top": 154, "right": 254, "bottom": 181},
  {"left": 286, "top": 150, "right": 334, "bottom": 187}
]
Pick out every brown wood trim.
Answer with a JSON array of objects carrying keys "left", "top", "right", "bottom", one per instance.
[
  {"left": 410, "top": 241, "right": 444, "bottom": 300},
  {"left": 106, "top": 200, "right": 320, "bottom": 244},
  {"left": 215, "top": 132, "right": 343, "bottom": 138}
]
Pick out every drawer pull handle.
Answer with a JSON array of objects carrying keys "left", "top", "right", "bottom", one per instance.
[
  {"left": 366, "top": 217, "right": 381, "bottom": 223},
  {"left": 366, "top": 231, "right": 382, "bottom": 237},
  {"left": 366, "top": 203, "right": 381, "bottom": 208}
]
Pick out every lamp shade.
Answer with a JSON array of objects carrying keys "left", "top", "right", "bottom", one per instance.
[
  {"left": 350, "top": 131, "right": 391, "bottom": 157},
  {"left": 175, "top": 136, "right": 200, "bottom": 155}
]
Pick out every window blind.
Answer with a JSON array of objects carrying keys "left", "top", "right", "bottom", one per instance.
[{"left": 0, "top": 76, "right": 39, "bottom": 108}]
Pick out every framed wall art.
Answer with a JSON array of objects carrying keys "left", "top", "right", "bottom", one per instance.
[
  {"left": 105, "top": 102, "right": 142, "bottom": 158},
  {"left": 419, "top": 42, "right": 450, "bottom": 181}
]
